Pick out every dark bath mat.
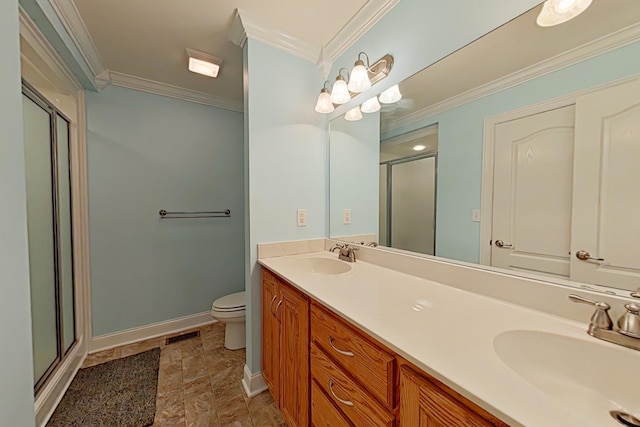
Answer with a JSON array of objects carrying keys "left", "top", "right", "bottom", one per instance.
[{"left": 47, "top": 348, "right": 161, "bottom": 427}]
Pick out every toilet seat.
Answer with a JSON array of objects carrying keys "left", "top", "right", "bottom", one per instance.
[{"left": 212, "top": 291, "right": 245, "bottom": 311}]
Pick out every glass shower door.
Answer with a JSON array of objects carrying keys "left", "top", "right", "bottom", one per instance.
[{"left": 22, "top": 85, "right": 76, "bottom": 393}]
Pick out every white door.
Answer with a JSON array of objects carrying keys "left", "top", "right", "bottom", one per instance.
[
  {"left": 491, "top": 105, "right": 575, "bottom": 277},
  {"left": 570, "top": 79, "right": 640, "bottom": 291}
]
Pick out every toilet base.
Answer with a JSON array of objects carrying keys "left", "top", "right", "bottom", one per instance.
[{"left": 224, "top": 321, "right": 246, "bottom": 350}]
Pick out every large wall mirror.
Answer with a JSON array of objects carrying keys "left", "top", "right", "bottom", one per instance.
[{"left": 329, "top": 0, "right": 640, "bottom": 294}]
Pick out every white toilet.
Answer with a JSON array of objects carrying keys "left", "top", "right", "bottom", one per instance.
[{"left": 210, "top": 291, "right": 246, "bottom": 350}]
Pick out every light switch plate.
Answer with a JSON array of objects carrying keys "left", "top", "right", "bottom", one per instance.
[
  {"left": 472, "top": 209, "right": 481, "bottom": 222},
  {"left": 343, "top": 209, "right": 351, "bottom": 224},
  {"left": 297, "top": 209, "right": 307, "bottom": 227}
]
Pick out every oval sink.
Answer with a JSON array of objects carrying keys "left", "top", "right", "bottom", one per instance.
[
  {"left": 494, "top": 330, "right": 640, "bottom": 425},
  {"left": 294, "top": 257, "right": 352, "bottom": 275}
]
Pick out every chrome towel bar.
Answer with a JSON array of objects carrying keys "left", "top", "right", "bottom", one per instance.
[{"left": 159, "top": 209, "right": 231, "bottom": 219}]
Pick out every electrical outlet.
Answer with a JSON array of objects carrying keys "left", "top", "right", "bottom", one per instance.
[
  {"left": 297, "top": 209, "right": 307, "bottom": 227},
  {"left": 472, "top": 209, "right": 481, "bottom": 222},
  {"left": 343, "top": 209, "right": 351, "bottom": 224}
]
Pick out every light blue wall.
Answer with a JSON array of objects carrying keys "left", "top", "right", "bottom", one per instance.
[
  {"left": 86, "top": 85, "right": 245, "bottom": 336},
  {"left": 382, "top": 41, "right": 640, "bottom": 263},
  {"left": 328, "top": 0, "right": 542, "bottom": 119},
  {"left": 245, "top": 39, "right": 326, "bottom": 373},
  {"left": 0, "top": 1, "right": 36, "bottom": 424},
  {"left": 330, "top": 113, "right": 380, "bottom": 238}
]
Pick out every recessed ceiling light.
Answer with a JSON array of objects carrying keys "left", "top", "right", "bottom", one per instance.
[
  {"left": 186, "top": 48, "right": 222, "bottom": 78},
  {"left": 412, "top": 144, "right": 426, "bottom": 151}
]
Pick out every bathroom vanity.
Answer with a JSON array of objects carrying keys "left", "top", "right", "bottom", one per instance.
[{"left": 258, "top": 248, "right": 640, "bottom": 427}]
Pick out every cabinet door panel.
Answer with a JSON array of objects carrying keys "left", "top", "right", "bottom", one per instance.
[
  {"left": 261, "top": 273, "right": 280, "bottom": 403},
  {"left": 279, "top": 283, "right": 310, "bottom": 427}
]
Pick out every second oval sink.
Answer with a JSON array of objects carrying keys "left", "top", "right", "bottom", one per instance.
[
  {"left": 494, "top": 330, "right": 640, "bottom": 426},
  {"left": 294, "top": 257, "right": 352, "bottom": 275}
]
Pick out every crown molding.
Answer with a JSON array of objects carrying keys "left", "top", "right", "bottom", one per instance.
[
  {"left": 383, "top": 22, "right": 640, "bottom": 134},
  {"left": 229, "top": 9, "right": 321, "bottom": 63},
  {"left": 324, "top": 0, "right": 400, "bottom": 62},
  {"left": 19, "top": 6, "right": 82, "bottom": 93},
  {"left": 47, "top": 0, "right": 105, "bottom": 78},
  {"left": 103, "top": 70, "right": 244, "bottom": 112}
]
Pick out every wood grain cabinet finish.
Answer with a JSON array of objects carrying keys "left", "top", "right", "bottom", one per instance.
[
  {"left": 311, "top": 303, "right": 396, "bottom": 407},
  {"left": 261, "top": 270, "right": 310, "bottom": 427},
  {"left": 399, "top": 365, "right": 509, "bottom": 427},
  {"left": 311, "top": 379, "right": 353, "bottom": 427}
]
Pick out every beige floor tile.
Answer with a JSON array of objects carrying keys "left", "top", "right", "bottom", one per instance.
[{"left": 250, "top": 403, "right": 287, "bottom": 427}]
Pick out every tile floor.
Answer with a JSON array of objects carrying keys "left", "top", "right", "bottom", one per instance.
[{"left": 83, "top": 323, "right": 286, "bottom": 426}]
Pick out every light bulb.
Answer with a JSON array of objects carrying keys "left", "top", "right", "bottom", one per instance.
[
  {"left": 379, "top": 84, "right": 402, "bottom": 104},
  {"left": 330, "top": 76, "right": 350, "bottom": 104},
  {"left": 345, "top": 106, "right": 363, "bottom": 121},
  {"left": 412, "top": 145, "right": 426, "bottom": 151},
  {"left": 347, "top": 60, "right": 371, "bottom": 93},
  {"left": 361, "top": 96, "right": 381, "bottom": 113},
  {"left": 536, "top": 0, "right": 592, "bottom": 27},
  {"left": 314, "top": 88, "right": 334, "bottom": 114}
]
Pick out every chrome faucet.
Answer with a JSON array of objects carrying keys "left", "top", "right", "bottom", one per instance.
[
  {"left": 569, "top": 294, "right": 640, "bottom": 351},
  {"left": 330, "top": 243, "right": 358, "bottom": 262}
]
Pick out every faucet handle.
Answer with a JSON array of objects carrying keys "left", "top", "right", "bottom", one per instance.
[
  {"left": 568, "top": 294, "right": 613, "bottom": 330},
  {"left": 618, "top": 303, "right": 640, "bottom": 338}
]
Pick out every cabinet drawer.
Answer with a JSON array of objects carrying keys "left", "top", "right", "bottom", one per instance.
[
  {"left": 311, "top": 379, "right": 353, "bottom": 427},
  {"left": 311, "top": 344, "right": 394, "bottom": 427},
  {"left": 311, "top": 303, "right": 395, "bottom": 407}
]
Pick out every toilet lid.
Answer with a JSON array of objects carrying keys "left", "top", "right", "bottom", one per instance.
[{"left": 213, "top": 291, "right": 245, "bottom": 311}]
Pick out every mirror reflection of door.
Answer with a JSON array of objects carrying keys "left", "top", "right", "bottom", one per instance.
[
  {"left": 379, "top": 125, "right": 438, "bottom": 255},
  {"left": 490, "top": 78, "right": 640, "bottom": 291}
]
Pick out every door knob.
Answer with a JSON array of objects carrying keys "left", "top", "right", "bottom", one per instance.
[
  {"left": 575, "top": 250, "right": 604, "bottom": 262},
  {"left": 495, "top": 240, "right": 513, "bottom": 248}
]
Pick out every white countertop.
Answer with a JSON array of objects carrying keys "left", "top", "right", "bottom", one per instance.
[{"left": 258, "top": 251, "right": 640, "bottom": 427}]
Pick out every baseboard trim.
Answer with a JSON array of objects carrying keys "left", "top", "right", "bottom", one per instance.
[
  {"left": 90, "top": 311, "right": 216, "bottom": 353},
  {"left": 241, "top": 364, "right": 268, "bottom": 398}
]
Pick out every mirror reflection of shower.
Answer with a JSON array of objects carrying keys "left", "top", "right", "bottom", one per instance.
[{"left": 379, "top": 125, "right": 438, "bottom": 255}]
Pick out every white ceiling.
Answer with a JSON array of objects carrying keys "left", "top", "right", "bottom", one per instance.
[
  {"left": 381, "top": 0, "right": 640, "bottom": 130},
  {"left": 73, "top": 0, "right": 369, "bottom": 105}
]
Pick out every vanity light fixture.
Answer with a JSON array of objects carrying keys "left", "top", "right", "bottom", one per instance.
[
  {"left": 314, "top": 82, "right": 335, "bottom": 114},
  {"left": 537, "top": 0, "right": 593, "bottom": 27},
  {"left": 361, "top": 96, "right": 381, "bottom": 113},
  {"left": 314, "top": 53, "right": 394, "bottom": 113},
  {"left": 330, "top": 71, "right": 351, "bottom": 105},
  {"left": 379, "top": 84, "right": 402, "bottom": 104},
  {"left": 412, "top": 144, "right": 426, "bottom": 151},
  {"left": 344, "top": 105, "right": 363, "bottom": 121},
  {"left": 186, "top": 48, "right": 222, "bottom": 78},
  {"left": 348, "top": 52, "right": 372, "bottom": 93}
]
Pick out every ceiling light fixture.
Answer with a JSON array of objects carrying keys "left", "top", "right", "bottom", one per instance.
[
  {"left": 412, "top": 144, "right": 426, "bottom": 151},
  {"left": 379, "top": 84, "right": 402, "bottom": 104},
  {"left": 536, "top": 0, "right": 592, "bottom": 27},
  {"left": 314, "top": 53, "right": 394, "bottom": 114},
  {"left": 348, "top": 52, "right": 372, "bottom": 93},
  {"left": 361, "top": 96, "right": 381, "bottom": 113},
  {"left": 345, "top": 106, "right": 363, "bottom": 121},
  {"left": 315, "top": 82, "right": 335, "bottom": 114},
  {"left": 186, "top": 48, "right": 222, "bottom": 78}
]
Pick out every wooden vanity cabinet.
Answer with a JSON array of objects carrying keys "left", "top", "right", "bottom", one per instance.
[
  {"left": 261, "top": 269, "right": 310, "bottom": 427},
  {"left": 399, "top": 365, "right": 509, "bottom": 427}
]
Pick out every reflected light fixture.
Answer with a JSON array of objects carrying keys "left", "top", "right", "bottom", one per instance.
[
  {"left": 314, "top": 82, "right": 335, "bottom": 114},
  {"left": 412, "top": 144, "right": 426, "bottom": 151},
  {"left": 536, "top": 0, "right": 592, "bottom": 27},
  {"left": 330, "top": 72, "right": 351, "bottom": 105},
  {"left": 361, "top": 96, "right": 381, "bottom": 113},
  {"left": 186, "top": 48, "right": 222, "bottom": 78},
  {"left": 345, "top": 105, "right": 363, "bottom": 121},
  {"left": 379, "top": 84, "right": 402, "bottom": 104},
  {"left": 347, "top": 52, "right": 372, "bottom": 93}
]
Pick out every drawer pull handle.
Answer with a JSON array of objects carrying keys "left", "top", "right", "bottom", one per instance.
[
  {"left": 269, "top": 295, "right": 278, "bottom": 315},
  {"left": 275, "top": 299, "right": 283, "bottom": 319},
  {"left": 329, "top": 379, "right": 354, "bottom": 407},
  {"left": 329, "top": 337, "right": 354, "bottom": 357}
]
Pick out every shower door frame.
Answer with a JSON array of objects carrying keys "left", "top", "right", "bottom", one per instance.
[{"left": 22, "top": 81, "right": 77, "bottom": 395}]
